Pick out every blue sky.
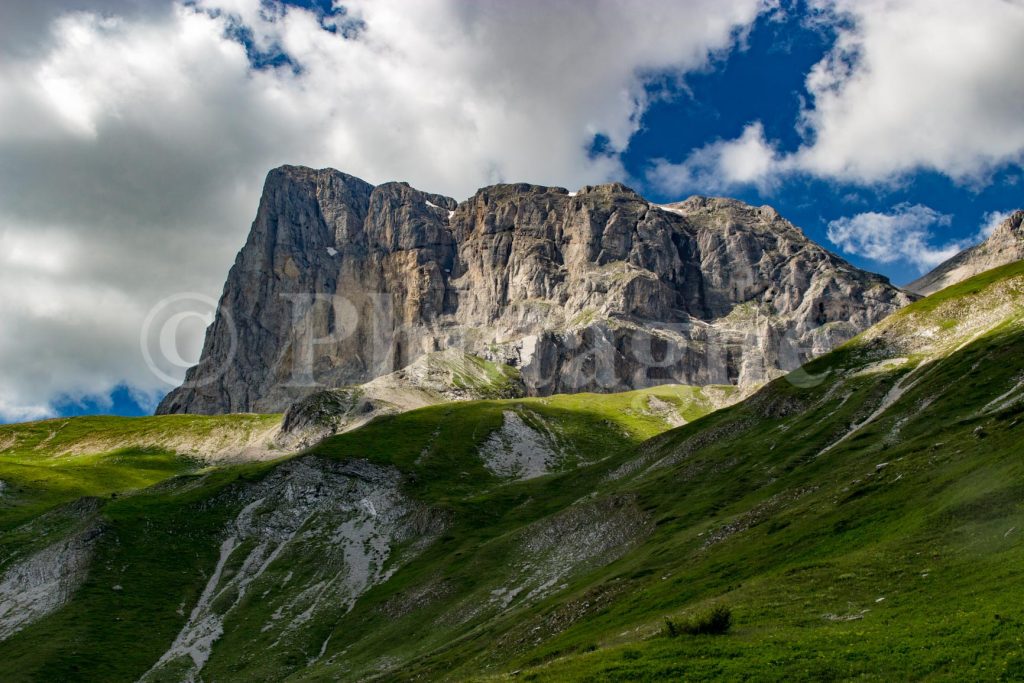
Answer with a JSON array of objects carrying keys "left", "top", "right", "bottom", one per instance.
[{"left": 0, "top": 0, "right": 1021, "bottom": 421}]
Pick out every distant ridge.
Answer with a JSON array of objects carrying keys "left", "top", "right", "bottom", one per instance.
[{"left": 908, "top": 209, "right": 1024, "bottom": 295}]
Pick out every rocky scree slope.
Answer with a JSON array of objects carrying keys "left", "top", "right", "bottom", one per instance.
[
  {"left": 159, "top": 165, "right": 913, "bottom": 414},
  {"left": 908, "top": 209, "right": 1024, "bottom": 295}
]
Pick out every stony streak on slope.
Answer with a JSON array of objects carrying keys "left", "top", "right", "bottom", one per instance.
[
  {"left": 479, "top": 409, "right": 563, "bottom": 480},
  {"left": 158, "top": 166, "right": 913, "bottom": 414},
  {"left": 140, "top": 457, "right": 446, "bottom": 682},
  {"left": 500, "top": 495, "right": 653, "bottom": 605}
]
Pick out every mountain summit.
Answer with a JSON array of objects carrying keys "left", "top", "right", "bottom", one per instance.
[{"left": 158, "top": 166, "right": 913, "bottom": 414}]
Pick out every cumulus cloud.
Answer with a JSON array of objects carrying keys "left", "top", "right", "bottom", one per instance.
[
  {"left": 825, "top": 204, "right": 967, "bottom": 272},
  {"left": 0, "top": 0, "right": 167, "bottom": 55},
  {"left": 648, "top": 121, "right": 782, "bottom": 195},
  {"left": 0, "top": 0, "right": 770, "bottom": 420},
  {"left": 796, "top": 0, "right": 1024, "bottom": 183},
  {"left": 653, "top": 0, "right": 1024, "bottom": 192}
]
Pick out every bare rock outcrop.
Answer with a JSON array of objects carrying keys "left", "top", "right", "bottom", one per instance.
[{"left": 159, "top": 167, "right": 913, "bottom": 414}]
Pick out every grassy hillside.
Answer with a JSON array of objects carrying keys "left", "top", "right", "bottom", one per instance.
[
  {"left": 0, "top": 385, "right": 727, "bottom": 682},
  {"left": 0, "top": 264, "right": 1022, "bottom": 681},
  {"left": 489, "top": 261, "right": 1024, "bottom": 681},
  {"left": 0, "top": 413, "right": 283, "bottom": 529}
]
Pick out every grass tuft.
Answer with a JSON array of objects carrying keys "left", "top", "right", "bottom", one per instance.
[{"left": 663, "top": 605, "right": 732, "bottom": 637}]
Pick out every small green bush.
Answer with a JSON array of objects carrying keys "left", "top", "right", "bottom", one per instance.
[{"left": 663, "top": 606, "right": 732, "bottom": 637}]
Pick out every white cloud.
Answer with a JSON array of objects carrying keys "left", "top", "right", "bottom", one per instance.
[
  {"left": 795, "top": 0, "right": 1024, "bottom": 183},
  {"left": 825, "top": 204, "right": 966, "bottom": 272},
  {"left": 0, "top": 0, "right": 770, "bottom": 420},
  {"left": 652, "top": 0, "right": 1024, "bottom": 192},
  {"left": 648, "top": 121, "right": 782, "bottom": 194}
]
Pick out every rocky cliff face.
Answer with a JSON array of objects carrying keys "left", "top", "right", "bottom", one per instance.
[
  {"left": 158, "top": 166, "right": 914, "bottom": 414},
  {"left": 907, "top": 210, "right": 1024, "bottom": 295}
]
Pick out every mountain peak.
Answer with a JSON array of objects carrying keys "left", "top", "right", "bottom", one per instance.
[
  {"left": 158, "top": 167, "right": 912, "bottom": 415},
  {"left": 990, "top": 208, "right": 1024, "bottom": 241}
]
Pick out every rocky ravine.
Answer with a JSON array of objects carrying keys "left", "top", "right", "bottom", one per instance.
[
  {"left": 908, "top": 210, "right": 1024, "bottom": 295},
  {"left": 159, "top": 166, "right": 914, "bottom": 415}
]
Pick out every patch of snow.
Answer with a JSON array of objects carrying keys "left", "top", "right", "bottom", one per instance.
[
  {"left": 653, "top": 202, "right": 686, "bottom": 216},
  {"left": 567, "top": 191, "right": 578, "bottom": 197},
  {"left": 426, "top": 199, "right": 456, "bottom": 220}
]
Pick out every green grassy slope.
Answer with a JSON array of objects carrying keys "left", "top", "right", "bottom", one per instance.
[
  {"left": 0, "top": 263, "right": 1022, "bottom": 682},
  {"left": 0, "top": 413, "right": 282, "bottom": 529},
  {"left": 485, "top": 262, "right": 1024, "bottom": 681},
  {"left": 305, "top": 384, "right": 733, "bottom": 501},
  {"left": 0, "top": 385, "right": 726, "bottom": 682}
]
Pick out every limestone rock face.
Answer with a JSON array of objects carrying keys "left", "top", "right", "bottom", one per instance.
[
  {"left": 907, "top": 210, "right": 1024, "bottom": 295},
  {"left": 158, "top": 166, "right": 914, "bottom": 414}
]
